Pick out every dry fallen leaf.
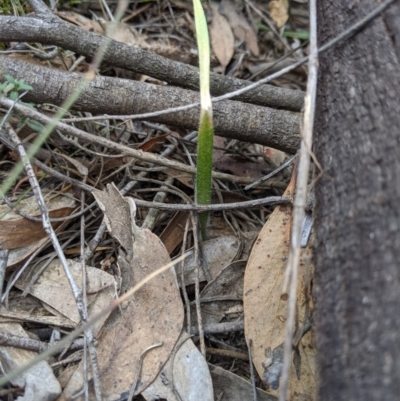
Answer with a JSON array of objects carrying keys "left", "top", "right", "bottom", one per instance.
[
  {"left": 143, "top": 331, "right": 214, "bottom": 401},
  {"left": 209, "top": 3, "right": 235, "bottom": 72},
  {"left": 15, "top": 259, "right": 116, "bottom": 336},
  {"left": 0, "top": 193, "right": 75, "bottom": 250},
  {"left": 219, "top": 0, "right": 260, "bottom": 56},
  {"left": 177, "top": 235, "right": 241, "bottom": 285},
  {"left": 191, "top": 260, "right": 246, "bottom": 327},
  {"left": 57, "top": 11, "right": 104, "bottom": 34},
  {"left": 243, "top": 171, "right": 316, "bottom": 399},
  {"left": 209, "top": 364, "right": 277, "bottom": 401},
  {"left": 61, "top": 184, "right": 184, "bottom": 400},
  {"left": 269, "top": 0, "right": 289, "bottom": 29},
  {"left": 0, "top": 322, "right": 61, "bottom": 401}
]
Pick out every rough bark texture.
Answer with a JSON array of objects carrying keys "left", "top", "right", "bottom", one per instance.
[
  {"left": 314, "top": 1, "right": 400, "bottom": 400},
  {"left": 0, "top": 55, "right": 300, "bottom": 153},
  {"left": 0, "top": 15, "right": 304, "bottom": 111}
]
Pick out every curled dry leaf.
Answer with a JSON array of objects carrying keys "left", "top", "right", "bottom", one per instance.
[
  {"left": 61, "top": 184, "right": 184, "bottom": 400},
  {"left": 243, "top": 172, "right": 316, "bottom": 399},
  {"left": 269, "top": 0, "right": 290, "bottom": 29},
  {"left": 209, "top": 3, "right": 235, "bottom": 72}
]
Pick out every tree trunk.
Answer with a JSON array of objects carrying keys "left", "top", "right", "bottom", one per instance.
[{"left": 313, "top": 1, "right": 400, "bottom": 400}]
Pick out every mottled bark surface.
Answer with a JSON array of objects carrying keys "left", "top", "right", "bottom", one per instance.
[
  {"left": 0, "top": 55, "right": 300, "bottom": 153},
  {"left": 0, "top": 15, "right": 304, "bottom": 111},
  {"left": 313, "top": 1, "right": 400, "bottom": 400}
]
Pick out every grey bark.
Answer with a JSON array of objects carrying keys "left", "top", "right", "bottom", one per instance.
[
  {"left": 313, "top": 1, "right": 400, "bottom": 400},
  {"left": 0, "top": 14, "right": 304, "bottom": 111},
  {"left": 0, "top": 55, "right": 300, "bottom": 153}
]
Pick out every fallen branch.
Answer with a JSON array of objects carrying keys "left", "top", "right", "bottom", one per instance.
[
  {"left": 0, "top": 55, "right": 301, "bottom": 153},
  {"left": 0, "top": 13, "right": 304, "bottom": 111}
]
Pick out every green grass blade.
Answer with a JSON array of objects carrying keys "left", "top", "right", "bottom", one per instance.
[{"left": 193, "top": 0, "right": 214, "bottom": 239}]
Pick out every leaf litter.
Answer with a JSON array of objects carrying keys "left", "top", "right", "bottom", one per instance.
[{"left": 0, "top": 0, "right": 310, "bottom": 400}]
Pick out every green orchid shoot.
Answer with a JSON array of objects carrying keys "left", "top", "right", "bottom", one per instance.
[{"left": 193, "top": 0, "right": 214, "bottom": 240}]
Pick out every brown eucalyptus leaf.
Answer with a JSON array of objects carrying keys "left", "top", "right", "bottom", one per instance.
[
  {"left": 243, "top": 173, "right": 316, "bottom": 398},
  {"left": 0, "top": 193, "right": 75, "bottom": 250},
  {"left": 244, "top": 173, "right": 291, "bottom": 389},
  {"left": 160, "top": 210, "right": 191, "bottom": 254},
  {"left": 209, "top": 3, "right": 235, "bottom": 72}
]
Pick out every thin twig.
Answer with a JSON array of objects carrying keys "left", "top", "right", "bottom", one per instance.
[
  {"left": 0, "top": 98, "right": 286, "bottom": 186},
  {"left": 245, "top": 153, "right": 299, "bottom": 191},
  {"left": 29, "top": 0, "right": 396, "bottom": 128},
  {"left": 247, "top": 340, "right": 259, "bottom": 401},
  {"left": 4, "top": 123, "right": 103, "bottom": 401},
  {"left": 180, "top": 217, "right": 192, "bottom": 334},
  {"left": 191, "top": 212, "right": 206, "bottom": 357},
  {"left": 279, "top": 0, "right": 318, "bottom": 399},
  {"left": 190, "top": 321, "right": 244, "bottom": 335},
  {"left": 0, "top": 331, "right": 84, "bottom": 353},
  {"left": 27, "top": 0, "right": 52, "bottom": 15},
  {"left": 0, "top": 253, "right": 188, "bottom": 388},
  {"left": 141, "top": 176, "right": 176, "bottom": 230},
  {"left": 80, "top": 174, "right": 89, "bottom": 401},
  {"left": 0, "top": 250, "right": 8, "bottom": 300},
  {"left": 127, "top": 343, "right": 163, "bottom": 401},
  {"left": 132, "top": 196, "right": 289, "bottom": 211}
]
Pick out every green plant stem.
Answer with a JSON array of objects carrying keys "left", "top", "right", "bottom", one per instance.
[{"left": 195, "top": 111, "right": 214, "bottom": 239}]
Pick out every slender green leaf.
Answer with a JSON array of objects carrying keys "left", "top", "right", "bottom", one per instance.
[{"left": 193, "top": 0, "right": 214, "bottom": 239}]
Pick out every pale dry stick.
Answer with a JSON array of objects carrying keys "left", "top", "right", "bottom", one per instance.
[
  {"left": 142, "top": 176, "right": 175, "bottom": 230},
  {"left": 245, "top": 153, "right": 299, "bottom": 190},
  {"left": 80, "top": 178, "right": 89, "bottom": 401},
  {"left": 0, "top": 132, "right": 290, "bottom": 212},
  {"left": 170, "top": 334, "right": 194, "bottom": 401},
  {"left": 0, "top": 250, "right": 8, "bottom": 299},
  {"left": 58, "top": 0, "right": 399, "bottom": 127},
  {"left": 27, "top": 0, "right": 51, "bottom": 15},
  {"left": 191, "top": 212, "right": 206, "bottom": 357},
  {"left": 85, "top": 132, "right": 195, "bottom": 258},
  {"left": 279, "top": 0, "right": 318, "bottom": 399},
  {"left": 190, "top": 321, "right": 244, "bottom": 335},
  {"left": 4, "top": 123, "right": 103, "bottom": 401},
  {"left": 0, "top": 0, "right": 129, "bottom": 203},
  {"left": 0, "top": 97, "right": 278, "bottom": 186},
  {"left": 127, "top": 343, "right": 163, "bottom": 401},
  {"left": 0, "top": 253, "right": 187, "bottom": 388},
  {"left": 0, "top": 331, "right": 84, "bottom": 353},
  {"left": 3, "top": 0, "right": 392, "bottom": 137},
  {"left": 133, "top": 196, "right": 289, "bottom": 211},
  {"left": 244, "top": 0, "right": 306, "bottom": 74},
  {"left": 180, "top": 217, "right": 192, "bottom": 334},
  {"left": 247, "top": 339, "right": 259, "bottom": 401}
]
